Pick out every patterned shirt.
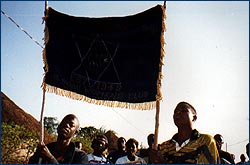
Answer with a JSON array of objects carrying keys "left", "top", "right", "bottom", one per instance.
[{"left": 159, "top": 129, "right": 220, "bottom": 164}]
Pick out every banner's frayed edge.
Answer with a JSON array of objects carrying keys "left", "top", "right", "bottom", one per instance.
[
  {"left": 156, "top": 5, "right": 166, "bottom": 102},
  {"left": 42, "top": 83, "right": 156, "bottom": 110},
  {"left": 41, "top": 5, "right": 166, "bottom": 110}
]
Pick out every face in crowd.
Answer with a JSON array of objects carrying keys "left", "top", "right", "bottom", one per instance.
[
  {"left": 173, "top": 102, "right": 197, "bottom": 128},
  {"left": 126, "top": 138, "right": 139, "bottom": 156},
  {"left": 117, "top": 137, "right": 126, "bottom": 151},
  {"left": 214, "top": 134, "right": 224, "bottom": 150},
  {"left": 92, "top": 135, "right": 109, "bottom": 155},
  {"left": 147, "top": 134, "right": 154, "bottom": 148},
  {"left": 57, "top": 114, "right": 80, "bottom": 140}
]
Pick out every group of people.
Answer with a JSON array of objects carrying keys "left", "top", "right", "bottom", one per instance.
[
  {"left": 214, "top": 134, "right": 249, "bottom": 164},
  {"left": 28, "top": 101, "right": 249, "bottom": 164},
  {"left": 27, "top": 113, "right": 145, "bottom": 164}
]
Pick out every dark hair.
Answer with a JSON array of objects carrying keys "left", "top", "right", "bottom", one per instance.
[
  {"left": 75, "top": 141, "right": 82, "bottom": 149},
  {"left": 60, "top": 114, "right": 80, "bottom": 134},
  {"left": 214, "top": 134, "right": 223, "bottom": 142},
  {"left": 126, "top": 138, "right": 139, "bottom": 148},
  {"left": 240, "top": 154, "right": 246, "bottom": 160},
  {"left": 117, "top": 137, "right": 126, "bottom": 144},
  {"left": 91, "top": 134, "right": 109, "bottom": 149},
  {"left": 62, "top": 114, "right": 80, "bottom": 128},
  {"left": 175, "top": 101, "right": 197, "bottom": 121},
  {"left": 147, "top": 134, "right": 154, "bottom": 144}
]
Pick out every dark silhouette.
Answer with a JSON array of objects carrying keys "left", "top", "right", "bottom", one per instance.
[
  {"left": 236, "top": 154, "right": 247, "bottom": 164},
  {"left": 107, "top": 137, "right": 127, "bottom": 163},
  {"left": 246, "top": 143, "right": 249, "bottom": 163},
  {"left": 214, "top": 134, "right": 235, "bottom": 164},
  {"left": 247, "top": 143, "right": 249, "bottom": 157},
  {"left": 140, "top": 133, "right": 155, "bottom": 164}
]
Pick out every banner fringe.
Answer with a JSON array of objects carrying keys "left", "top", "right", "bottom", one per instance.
[{"left": 42, "top": 83, "right": 156, "bottom": 110}]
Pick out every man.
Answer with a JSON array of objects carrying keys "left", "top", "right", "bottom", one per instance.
[
  {"left": 214, "top": 134, "right": 235, "bottom": 164},
  {"left": 107, "top": 137, "right": 127, "bottom": 164},
  {"left": 28, "top": 114, "right": 87, "bottom": 164},
  {"left": 150, "top": 101, "right": 220, "bottom": 164},
  {"left": 85, "top": 134, "right": 110, "bottom": 164},
  {"left": 236, "top": 154, "right": 247, "bottom": 164},
  {"left": 139, "top": 134, "right": 154, "bottom": 164}
]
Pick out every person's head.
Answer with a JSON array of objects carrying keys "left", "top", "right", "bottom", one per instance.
[
  {"left": 173, "top": 102, "right": 197, "bottom": 128},
  {"left": 246, "top": 143, "right": 249, "bottom": 157},
  {"left": 126, "top": 138, "right": 139, "bottom": 156},
  {"left": 231, "top": 153, "right": 235, "bottom": 160},
  {"left": 147, "top": 134, "right": 154, "bottom": 148},
  {"left": 91, "top": 134, "right": 109, "bottom": 156},
  {"left": 240, "top": 154, "right": 246, "bottom": 162},
  {"left": 214, "top": 134, "right": 224, "bottom": 150},
  {"left": 117, "top": 137, "right": 126, "bottom": 151},
  {"left": 75, "top": 141, "right": 82, "bottom": 150},
  {"left": 57, "top": 114, "right": 80, "bottom": 140}
]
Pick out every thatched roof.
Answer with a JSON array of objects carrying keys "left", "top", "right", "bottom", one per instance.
[
  {"left": 1, "top": 92, "right": 52, "bottom": 143},
  {"left": 1, "top": 92, "right": 40, "bottom": 132}
]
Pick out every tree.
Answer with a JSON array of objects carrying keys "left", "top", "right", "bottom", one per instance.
[
  {"left": 73, "top": 126, "right": 108, "bottom": 153},
  {"left": 1, "top": 122, "right": 38, "bottom": 164},
  {"left": 44, "top": 117, "right": 59, "bottom": 135}
]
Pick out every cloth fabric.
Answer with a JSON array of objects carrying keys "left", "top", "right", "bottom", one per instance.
[
  {"left": 86, "top": 153, "right": 110, "bottom": 164},
  {"left": 43, "top": 5, "right": 165, "bottom": 109},
  {"left": 159, "top": 129, "right": 220, "bottom": 164},
  {"left": 219, "top": 150, "right": 235, "bottom": 164},
  {"left": 115, "top": 155, "right": 145, "bottom": 164},
  {"left": 28, "top": 142, "right": 87, "bottom": 164},
  {"left": 107, "top": 150, "right": 127, "bottom": 164},
  {"left": 139, "top": 148, "right": 154, "bottom": 164},
  {"left": 175, "top": 138, "right": 190, "bottom": 151}
]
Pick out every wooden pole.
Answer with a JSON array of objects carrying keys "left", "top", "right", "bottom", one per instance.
[
  {"left": 39, "top": 89, "right": 46, "bottom": 144},
  {"left": 153, "top": 2, "right": 166, "bottom": 150},
  {"left": 164, "top": 1, "right": 166, "bottom": 9},
  {"left": 45, "top": 1, "right": 48, "bottom": 11},
  {"left": 38, "top": 2, "right": 48, "bottom": 163},
  {"left": 153, "top": 99, "right": 160, "bottom": 150},
  {"left": 39, "top": 0, "right": 48, "bottom": 146}
]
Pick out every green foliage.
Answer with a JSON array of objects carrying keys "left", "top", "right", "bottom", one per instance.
[
  {"left": 1, "top": 122, "right": 39, "bottom": 164},
  {"left": 44, "top": 116, "right": 59, "bottom": 135},
  {"left": 72, "top": 126, "right": 108, "bottom": 153}
]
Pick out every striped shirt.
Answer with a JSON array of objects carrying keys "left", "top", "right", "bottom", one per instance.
[{"left": 159, "top": 129, "right": 220, "bottom": 164}]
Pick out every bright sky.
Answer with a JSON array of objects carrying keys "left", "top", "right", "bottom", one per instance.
[{"left": 1, "top": 1, "right": 249, "bottom": 162}]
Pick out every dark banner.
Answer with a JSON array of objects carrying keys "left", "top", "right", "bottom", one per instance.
[{"left": 43, "top": 5, "right": 165, "bottom": 108}]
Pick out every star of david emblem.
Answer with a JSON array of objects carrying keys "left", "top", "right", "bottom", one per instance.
[{"left": 71, "top": 34, "right": 121, "bottom": 88}]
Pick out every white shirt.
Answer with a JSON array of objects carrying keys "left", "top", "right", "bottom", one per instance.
[
  {"left": 115, "top": 155, "right": 145, "bottom": 164},
  {"left": 173, "top": 138, "right": 190, "bottom": 151},
  {"left": 87, "top": 153, "right": 109, "bottom": 164}
]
